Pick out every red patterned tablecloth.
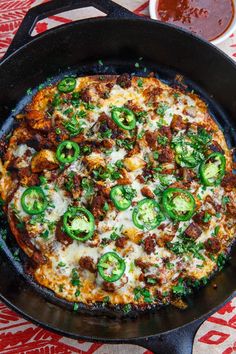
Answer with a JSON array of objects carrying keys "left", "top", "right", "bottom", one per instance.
[{"left": 0, "top": 1, "right": 236, "bottom": 353}]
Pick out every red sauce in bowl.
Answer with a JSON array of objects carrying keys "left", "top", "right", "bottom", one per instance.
[{"left": 156, "top": 0, "right": 234, "bottom": 41}]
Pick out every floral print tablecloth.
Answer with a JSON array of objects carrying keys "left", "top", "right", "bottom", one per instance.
[{"left": 0, "top": 1, "right": 235, "bottom": 353}]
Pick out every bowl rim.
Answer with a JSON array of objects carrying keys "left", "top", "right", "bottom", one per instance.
[{"left": 149, "top": 0, "right": 236, "bottom": 46}]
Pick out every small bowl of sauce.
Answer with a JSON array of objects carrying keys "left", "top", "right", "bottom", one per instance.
[{"left": 149, "top": 0, "right": 236, "bottom": 45}]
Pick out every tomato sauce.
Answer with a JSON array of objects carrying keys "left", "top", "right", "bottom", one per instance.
[{"left": 156, "top": 0, "right": 234, "bottom": 41}]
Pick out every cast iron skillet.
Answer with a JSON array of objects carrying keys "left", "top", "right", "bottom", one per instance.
[{"left": 0, "top": 1, "right": 236, "bottom": 353}]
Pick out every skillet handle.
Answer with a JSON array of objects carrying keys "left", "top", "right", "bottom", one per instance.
[
  {"left": 130, "top": 318, "right": 204, "bottom": 354},
  {"left": 3, "top": 0, "right": 136, "bottom": 59}
]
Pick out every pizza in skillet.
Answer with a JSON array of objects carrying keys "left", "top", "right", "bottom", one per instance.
[{"left": 0, "top": 73, "right": 235, "bottom": 311}]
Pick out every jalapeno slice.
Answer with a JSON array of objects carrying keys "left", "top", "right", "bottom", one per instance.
[
  {"left": 110, "top": 185, "right": 132, "bottom": 211},
  {"left": 175, "top": 142, "right": 203, "bottom": 168},
  {"left": 132, "top": 198, "right": 164, "bottom": 230},
  {"left": 111, "top": 107, "right": 136, "bottom": 130},
  {"left": 63, "top": 207, "right": 95, "bottom": 242},
  {"left": 199, "top": 153, "right": 226, "bottom": 186},
  {"left": 97, "top": 252, "right": 126, "bottom": 282},
  {"left": 21, "top": 187, "right": 47, "bottom": 215},
  {"left": 57, "top": 77, "right": 76, "bottom": 93},
  {"left": 56, "top": 140, "right": 80, "bottom": 164},
  {"left": 162, "top": 188, "right": 196, "bottom": 221}
]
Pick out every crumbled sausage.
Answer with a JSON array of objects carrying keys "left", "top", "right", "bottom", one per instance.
[
  {"left": 115, "top": 236, "right": 128, "bottom": 249},
  {"left": 141, "top": 186, "right": 154, "bottom": 199},
  {"left": 156, "top": 233, "right": 174, "bottom": 247},
  {"left": 205, "top": 195, "right": 221, "bottom": 213},
  {"left": 158, "top": 146, "right": 174, "bottom": 163},
  {"left": 32, "top": 251, "right": 47, "bottom": 265},
  {"left": 193, "top": 211, "right": 211, "bottom": 229},
  {"left": 102, "top": 139, "right": 114, "bottom": 149},
  {"left": 136, "top": 174, "right": 145, "bottom": 183},
  {"left": 18, "top": 168, "right": 39, "bottom": 186},
  {"left": 143, "top": 87, "right": 163, "bottom": 105},
  {"left": 91, "top": 194, "right": 106, "bottom": 221},
  {"left": 159, "top": 126, "right": 172, "bottom": 141},
  {"left": 79, "top": 256, "right": 96, "bottom": 273},
  {"left": 145, "top": 130, "right": 158, "bottom": 150},
  {"left": 126, "top": 143, "right": 140, "bottom": 157},
  {"left": 135, "top": 259, "right": 151, "bottom": 271},
  {"left": 116, "top": 73, "right": 131, "bottom": 89},
  {"left": 144, "top": 234, "right": 156, "bottom": 254},
  {"left": 204, "top": 237, "right": 221, "bottom": 254},
  {"left": 170, "top": 114, "right": 187, "bottom": 132},
  {"left": 98, "top": 112, "right": 120, "bottom": 138},
  {"left": 178, "top": 168, "right": 195, "bottom": 183},
  {"left": 125, "top": 100, "right": 141, "bottom": 114},
  {"left": 184, "top": 222, "right": 202, "bottom": 240},
  {"left": 102, "top": 281, "right": 115, "bottom": 292},
  {"left": 226, "top": 198, "right": 236, "bottom": 217},
  {"left": 221, "top": 173, "right": 236, "bottom": 191},
  {"left": 55, "top": 220, "right": 73, "bottom": 246},
  {"left": 80, "top": 88, "right": 92, "bottom": 103}
]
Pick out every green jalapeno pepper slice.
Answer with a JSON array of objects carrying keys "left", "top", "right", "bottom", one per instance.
[
  {"left": 111, "top": 107, "right": 136, "bottom": 130},
  {"left": 132, "top": 198, "right": 164, "bottom": 230},
  {"left": 56, "top": 140, "right": 80, "bottom": 164},
  {"left": 63, "top": 207, "right": 95, "bottom": 242},
  {"left": 57, "top": 77, "right": 76, "bottom": 93},
  {"left": 199, "top": 152, "right": 226, "bottom": 186},
  {"left": 175, "top": 142, "right": 203, "bottom": 168},
  {"left": 162, "top": 188, "right": 196, "bottom": 221},
  {"left": 97, "top": 252, "right": 126, "bottom": 282},
  {"left": 21, "top": 186, "right": 47, "bottom": 215},
  {"left": 110, "top": 185, "right": 132, "bottom": 211}
]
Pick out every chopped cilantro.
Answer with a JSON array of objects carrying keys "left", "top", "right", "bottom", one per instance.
[
  {"left": 81, "top": 178, "right": 94, "bottom": 198},
  {"left": 222, "top": 196, "right": 230, "bottom": 206},
  {"left": 168, "top": 235, "right": 205, "bottom": 261},
  {"left": 39, "top": 176, "right": 47, "bottom": 185},
  {"left": 137, "top": 78, "right": 143, "bottom": 87},
  {"left": 158, "top": 136, "right": 168, "bottom": 146},
  {"left": 75, "top": 289, "right": 80, "bottom": 297},
  {"left": 13, "top": 249, "right": 20, "bottom": 262},
  {"left": 102, "top": 296, "right": 110, "bottom": 304},
  {"left": 172, "top": 278, "right": 190, "bottom": 296},
  {"left": 116, "top": 139, "right": 134, "bottom": 151},
  {"left": 40, "top": 230, "right": 49, "bottom": 239},
  {"left": 203, "top": 212, "right": 212, "bottom": 223},
  {"left": 103, "top": 202, "right": 109, "bottom": 212},
  {"left": 217, "top": 253, "right": 228, "bottom": 271},
  {"left": 71, "top": 268, "right": 80, "bottom": 287},
  {"left": 115, "top": 160, "right": 124, "bottom": 169},
  {"left": 137, "top": 129, "right": 145, "bottom": 140},
  {"left": 212, "top": 225, "right": 220, "bottom": 237},
  {"left": 156, "top": 102, "right": 169, "bottom": 117},
  {"left": 110, "top": 232, "right": 119, "bottom": 241},
  {"left": 133, "top": 287, "right": 154, "bottom": 303},
  {"left": 153, "top": 151, "right": 159, "bottom": 160},
  {"left": 123, "top": 304, "right": 132, "bottom": 313},
  {"left": 73, "top": 303, "right": 79, "bottom": 311},
  {"left": 173, "top": 93, "right": 180, "bottom": 99}
]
